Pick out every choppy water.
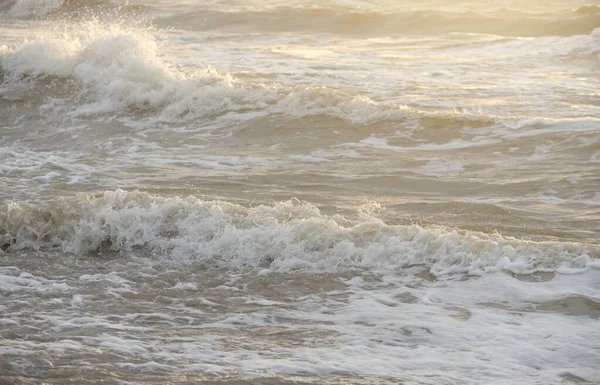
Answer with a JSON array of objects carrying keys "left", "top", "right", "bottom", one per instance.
[{"left": 1, "top": 0, "right": 599, "bottom": 384}]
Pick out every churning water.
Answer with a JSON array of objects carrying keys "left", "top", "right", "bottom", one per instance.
[{"left": 1, "top": 0, "right": 599, "bottom": 383}]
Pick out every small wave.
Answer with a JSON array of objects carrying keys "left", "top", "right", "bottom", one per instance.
[
  {"left": 574, "top": 4, "right": 600, "bottom": 15},
  {"left": 449, "top": 27, "right": 600, "bottom": 61},
  {"left": 0, "top": 190, "right": 597, "bottom": 276},
  {"left": 504, "top": 116, "right": 600, "bottom": 130},
  {"left": 4, "top": 0, "right": 63, "bottom": 18},
  {"left": 5, "top": 2, "right": 599, "bottom": 37},
  {"left": 155, "top": 6, "right": 600, "bottom": 37}
]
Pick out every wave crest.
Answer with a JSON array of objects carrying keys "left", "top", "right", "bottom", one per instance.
[
  {"left": 0, "top": 20, "right": 415, "bottom": 126},
  {"left": 1, "top": 190, "right": 597, "bottom": 276}
]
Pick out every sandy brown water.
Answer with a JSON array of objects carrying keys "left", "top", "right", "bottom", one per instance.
[{"left": 1, "top": 0, "right": 600, "bottom": 384}]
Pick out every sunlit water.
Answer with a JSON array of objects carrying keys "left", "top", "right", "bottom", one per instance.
[{"left": 1, "top": 0, "right": 599, "bottom": 384}]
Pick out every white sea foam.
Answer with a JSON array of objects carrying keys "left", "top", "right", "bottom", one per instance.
[
  {"left": 10, "top": 264, "right": 594, "bottom": 383},
  {"left": 346, "top": 136, "right": 500, "bottom": 152},
  {"left": 415, "top": 157, "right": 464, "bottom": 177},
  {"left": 0, "top": 270, "right": 72, "bottom": 293},
  {"left": 446, "top": 27, "right": 600, "bottom": 60},
  {"left": 0, "top": 190, "right": 597, "bottom": 276},
  {"left": 503, "top": 116, "right": 600, "bottom": 132}
]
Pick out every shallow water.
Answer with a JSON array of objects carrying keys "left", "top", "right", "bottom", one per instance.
[{"left": 1, "top": 0, "right": 599, "bottom": 384}]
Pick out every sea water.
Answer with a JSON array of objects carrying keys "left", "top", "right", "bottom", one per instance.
[{"left": 1, "top": 0, "right": 599, "bottom": 383}]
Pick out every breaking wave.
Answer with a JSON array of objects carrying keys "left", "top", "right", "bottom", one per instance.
[
  {"left": 1, "top": 18, "right": 598, "bottom": 128},
  {"left": 0, "top": 20, "right": 414, "bottom": 126},
  {"left": 1, "top": 190, "right": 598, "bottom": 276}
]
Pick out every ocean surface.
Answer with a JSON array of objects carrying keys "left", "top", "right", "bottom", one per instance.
[{"left": 1, "top": 0, "right": 599, "bottom": 383}]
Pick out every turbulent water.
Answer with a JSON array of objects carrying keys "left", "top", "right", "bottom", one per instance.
[{"left": 1, "top": 0, "right": 599, "bottom": 383}]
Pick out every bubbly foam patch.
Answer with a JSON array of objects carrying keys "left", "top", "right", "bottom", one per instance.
[
  {"left": 1, "top": 261, "right": 598, "bottom": 383},
  {"left": 0, "top": 190, "right": 597, "bottom": 275}
]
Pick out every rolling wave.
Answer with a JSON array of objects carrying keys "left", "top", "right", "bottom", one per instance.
[
  {"left": 1, "top": 190, "right": 598, "bottom": 276},
  {"left": 1, "top": 19, "right": 598, "bottom": 128},
  {"left": 0, "top": 20, "right": 415, "bottom": 125},
  {"left": 154, "top": 6, "right": 600, "bottom": 37},
  {"left": 4, "top": 1, "right": 599, "bottom": 37}
]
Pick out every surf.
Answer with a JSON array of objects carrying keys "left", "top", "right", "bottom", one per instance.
[{"left": 1, "top": 190, "right": 597, "bottom": 276}]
